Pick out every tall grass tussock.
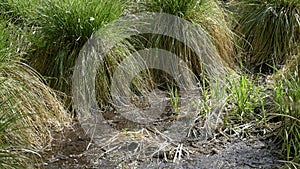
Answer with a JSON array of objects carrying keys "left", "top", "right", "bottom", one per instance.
[
  {"left": 90, "top": 0, "right": 235, "bottom": 108},
  {"left": 29, "top": 0, "right": 126, "bottom": 96},
  {"left": 135, "top": 0, "right": 236, "bottom": 68},
  {"left": 234, "top": 0, "right": 300, "bottom": 72},
  {"left": 273, "top": 57, "right": 300, "bottom": 166},
  {"left": 0, "top": 18, "right": 70, "bottom": 168},
  {"left": 1, "top": 0, "right": 300, "bottom": 167}
]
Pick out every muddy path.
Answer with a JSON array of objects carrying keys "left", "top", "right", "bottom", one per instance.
[
  {"left": 40, "top": 120, "right": 283, "bottom": 169},
  {"left": 41, "top": 90, "right": 283, "bottom": 168}
]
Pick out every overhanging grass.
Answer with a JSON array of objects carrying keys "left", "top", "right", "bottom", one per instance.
[
  {"left": 1, "top": 1, "right": 299, "bottom": 167},
  {"left": 0, "top": 99, "right": 30, "bottom": 169},
  {"left": 27, "top": 0, "right": 126, "bottom": 95},
  {"left": 90, "top": 0, "right": 235, "bottom": 107},
  {"left": 233, "top": 0, "right": 300, "bottom": 72},
  {"left": 134, "top": 0, "right": 236, "bottom": 68},
  {"left": 85, "top": 12, "right": 231, "bottom": 108},
  {"left": 0, "top": 18, "right": 71, "bottom": 168}
]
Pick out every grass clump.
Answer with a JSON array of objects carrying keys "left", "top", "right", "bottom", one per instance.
[
  {"left": 0, "top": 18, "right": 71, "bottom": 168},
  {"left": 0, "top": 0, "right": 38, "bottom": 23},
  {"left": 228, "top": 75, "right": 265, "bottom": 122},
  {"left": 274, "top": 71, "right": 300, "bottom": 166},
  {"left": 26, "top": 0, "right": 126, "bottom": 95},
  {"left": 234, "top": 0, "right": 300, "bottom": 73},
  {"left": 0, "top": 99, "right": 30, "bottom": 169},
  {"left": 135, "top": 0, "right": 236, "bottom": 68},
  {"left": 222, "top": 73, "right": 268, "bottom": 136},
  {"left": 89, "top": 14, "right": 231, "bottom": 108},
  {"left": 90, "top": 0, "right": 235, "bottom": 107},
  {"left": 2, "top": 0, "right": 299, "bottom": 167}
]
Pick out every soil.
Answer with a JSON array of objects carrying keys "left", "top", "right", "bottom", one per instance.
[
  {"left": 40, "top": 121, "right": 283, "bottom": 169},
  {"left": 40, "top": 89, "right": 284, "bottom": 169}
]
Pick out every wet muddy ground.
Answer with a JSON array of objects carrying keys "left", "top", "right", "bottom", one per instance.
[
  {"left": 40, "top": 120, "right": 283, "bottom": 169},
  {"left": 41, "top": 90, "right": 284, "bottom": 169}
]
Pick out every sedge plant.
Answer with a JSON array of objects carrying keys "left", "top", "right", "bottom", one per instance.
[
  {"left": 0, "top": 18, "right": 71, "bottom": 168},
  {"left": 19, "top": 0, "right": 126, "bottom": 97},
  {"left": 274, "top": 70, "right": 300, "bottom": 166},
  {"left": 92, "top": 0, "right": 234, "bottom": 107},
  {"left": 224, "top": 73, "right": 267, "bottom": 134},
  {"left": 132, "top": 0, "right": 236, "bottom": 68},
  {"left": 233, "top": 0, "right": 300, "bottom": 73}
]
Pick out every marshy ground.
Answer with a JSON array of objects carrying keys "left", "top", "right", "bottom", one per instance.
[
  {"left": 41, "top": 121, "right": 283, "bottom": 169},
  {"left": 41, "top": 86, "right": 284, "bottom": 169},
  {"left": 1, "top": 0, "right": 300, "bottom": 168}
]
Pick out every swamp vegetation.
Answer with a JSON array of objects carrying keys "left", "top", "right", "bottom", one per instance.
[{"left": 0, "top": 0, "right": 299, "bottom": 168}]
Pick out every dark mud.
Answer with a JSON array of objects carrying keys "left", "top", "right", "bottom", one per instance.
[
  {"left": 41, "top": 89, "right": 283, "bottom": 169},
  {"left": 41, "top": 121, "right": 283, "bottom": 169}
]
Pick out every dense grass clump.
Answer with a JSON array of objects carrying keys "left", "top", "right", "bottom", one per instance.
[
  {"left": 135, "top": 0, "right": 236, "bottom": 68},
  {"left": 0, "top": 98, "right": 30, "bottom": 169},
  {"left": 31, "top": 0, "right": 125, "bottom": 93},
  {"left": 234, "top": 0, "right": 300, "bottom": 72},
  {"left": 1, "top": 0, "right": 124, "bottom": 97},
  {"left": 274, "top": 68, "right": 300, "bottom": 166},
  {"left": 0, "top": 19, "right": 70, "bottom": 168},
  {"left": 0, "top": 0, "right": 37, "bottom": 23},
  {"left": 91, "top": 0, "right": 235, "bottom": 107},
  {"left": 89, "top": 0, "right": 234, "bottom": 107},
  {"left": 1, "top": 0, "right": 300, "bottom": 167}
]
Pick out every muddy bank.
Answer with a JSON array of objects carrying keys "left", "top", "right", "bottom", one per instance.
[
  {"left": 94, "top": 136, "right": 282, "bottom": 169},
  {"left": 41, "top": 121, "right": 283, "bottom": 169}
]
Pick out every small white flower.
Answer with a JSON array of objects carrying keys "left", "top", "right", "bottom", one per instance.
[{"left": 89, "top": 17, "right": 95, "bottom": 21}]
